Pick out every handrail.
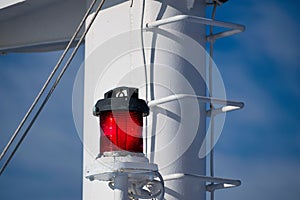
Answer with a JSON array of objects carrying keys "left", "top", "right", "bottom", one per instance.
[
  {"left": 145, "top": 14, "right": 245, "bottom": 41},
  {"left": 163, "top": 173, "right": 241, "bottom": 192},
  {"left": 147, "top": 94, "right": 244, "bottom": 116}
]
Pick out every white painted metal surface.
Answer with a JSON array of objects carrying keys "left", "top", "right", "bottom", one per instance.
[
  {"left": 0, "top": 0, "right": 25, "bottom": 10},
  {"left": 83, "top": 2, "right": 144, "bottom": 199},
  {"left": 147, "top": 94, "right": 244, "bottom": 108},
  {"left": 85, "top": 154, "right": 163, "bottom": 199},
  {"left": 85, "top": 155, "right": 158, "bottom": 181},
  {"left": 0, "top": 0, "right": 85, "bottom": 52},
  {"left": 83, "top": 0, "right": 207, "bottom": 199},
  {"left": 0, "top": 0, "right": 132, "bottom": 53},
  {"left": 163, "top": 173, "right": 241, "bottom": 191},
  {"left": 142, "top": 1, "right": 207, "bottom": 199},
  {"left": 146, "top": 14, "right": 245, "bottom": 42},
  {"left": 146, "top": 14, "right": 244, "bottom": 30}
]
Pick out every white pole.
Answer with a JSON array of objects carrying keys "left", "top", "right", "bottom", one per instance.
[
  {"left": 83, "top": 1, "right": 207, "bottom": 199},
  {"left": 143, "top": 1, "right": 207, "bottom": 200}
]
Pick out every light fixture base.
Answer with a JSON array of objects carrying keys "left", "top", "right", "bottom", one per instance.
[{"left": 85, "top": 154, "right": 158, "bottom": 182}]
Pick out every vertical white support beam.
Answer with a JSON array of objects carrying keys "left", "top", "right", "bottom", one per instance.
[
  {"left": 83, "top": 1, "right": 207, "bottom": 200},
  {"left": 83, "top": 1, "right": 142, "bottom": 199},
  {"left": 143, "top": 1, "right": 207, "bottom": 200}
]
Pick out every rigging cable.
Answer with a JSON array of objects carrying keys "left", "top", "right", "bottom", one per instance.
[
  {"left": 209, "top": 2, "right": 217, "bottom": 200},
  {"left": 0, "top": 0, "right": 107, "bottom": 175},
  {"left": 0, "top": 0, "right": 100, "bottom": 164}
]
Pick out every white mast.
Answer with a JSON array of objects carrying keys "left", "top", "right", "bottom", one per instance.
[
  {"left": 0, "top": 1, "right": 244, "bottom": 199},
  {"left": 83, "top": 0, "right": 207, "bottom": 199}
]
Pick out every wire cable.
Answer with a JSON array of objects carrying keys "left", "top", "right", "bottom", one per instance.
[
  {"left": 209, "top": 3, "right": 217, "bottom": 200},
  {"left": 0, "top": 0, "right": 107, "bottom": 176},
  {"left": 0, "top": 0, "right": 100, "bottom": 163},
  {"left": 140, "top": 0, "right": 149, "bottom": 156}
]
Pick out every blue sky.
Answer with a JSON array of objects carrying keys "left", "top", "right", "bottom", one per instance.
[{"left": 0, "top": 0, "right": 300, "bottom": 199}]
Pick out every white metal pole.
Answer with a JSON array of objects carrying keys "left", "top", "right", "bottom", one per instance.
[
  {"left": 143, "top": 1, "right": 207, "bottom": 200},
  {"left": 83, "top": 1, "right": 207, "bottom": 199}
]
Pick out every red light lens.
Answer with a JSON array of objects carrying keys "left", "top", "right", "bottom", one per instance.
[{"left": 99, "top": 111, "right": 143, "bottom": 154}]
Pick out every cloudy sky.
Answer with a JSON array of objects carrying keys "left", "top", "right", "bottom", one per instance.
[{"left": 0, "top": 0, "right": 300, "bottom": 199}]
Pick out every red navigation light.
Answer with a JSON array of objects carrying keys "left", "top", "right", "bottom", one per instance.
[
  {"left": 100, "top": 111, "right": 143, "bottom": 153},
  {"left": 93, "top": 87, "right": 149, "bottom": 155}
]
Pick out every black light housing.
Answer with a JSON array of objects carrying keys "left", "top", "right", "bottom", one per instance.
[{"left": 93, "top": 87, "right": 149, "bottom": 155}]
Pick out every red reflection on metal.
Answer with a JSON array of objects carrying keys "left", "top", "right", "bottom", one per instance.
[{"left": 100, "top": 111, "right": 143, "bottom": 154}]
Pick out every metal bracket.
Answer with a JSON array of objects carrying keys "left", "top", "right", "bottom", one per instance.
[
  {"left": 85, "top": 155, "right": 164, "bottom": 199},
  {"left": 145, "top": 15, "right": 245, "bottom": 41},
  {"left": 163, "top": 173, "right": 241, "bottom": 192},
  {"left": 147, "top": 94, "right": 244, "bottom": 116}
]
